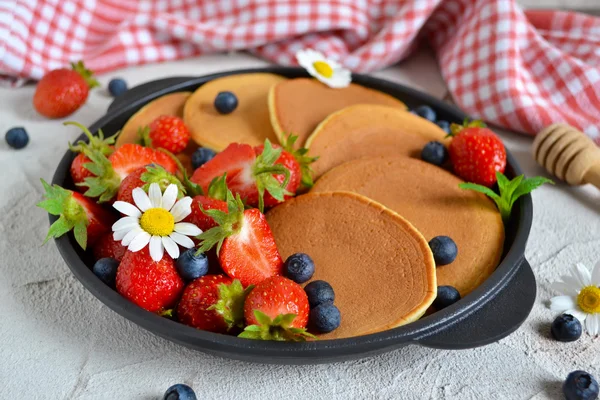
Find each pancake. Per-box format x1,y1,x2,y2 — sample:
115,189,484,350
268,78,407,148
116,92,195,173
306,104,448,180
265,191,437,339
184,73,287,151
312,157,504,296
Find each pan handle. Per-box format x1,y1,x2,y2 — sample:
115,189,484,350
416,258,536,349
107,77,196,114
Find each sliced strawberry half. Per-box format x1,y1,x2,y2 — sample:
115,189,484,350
190,139,291,212
196,190,283,286
37,179,117,250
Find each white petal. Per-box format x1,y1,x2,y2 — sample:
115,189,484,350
162,184,178,211
564,308,588,322
585,313,600,336
174,222,202,236
326,70,351,89
112,217,140,232
296,49,323,67
149,236,164,262
162,236,180,259
148,183,162,208
113,228,130,241
132,188,152,211
551,281,579,296
170,231,195,248
561,274,584,293
128,231,151,252
591,260,600,285
170,197,192,222
113,201,141,218
121,227,143,246
574,263,592,287
549,295,576,312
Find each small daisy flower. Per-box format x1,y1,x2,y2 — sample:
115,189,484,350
296,49,351,89
112,183,201,262
549,261,600,336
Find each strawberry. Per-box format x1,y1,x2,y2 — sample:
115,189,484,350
37,179,116,250
239,276,314,341
448,120,507,187
66,122,116,188
33,61,99,118
116,247,184,313
197,190,283,286
116,164,185,205
190,139,292,212
79,143,178,202
92,231,126,262
148,115,191,154
177,275,253,333
184,173,228,231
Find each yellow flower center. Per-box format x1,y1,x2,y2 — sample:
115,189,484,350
313,61,333,78
139,208,174,237
577,286,600,314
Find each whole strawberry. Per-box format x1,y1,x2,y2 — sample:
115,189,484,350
92,232,126,262
239,276,313,341
149,115,191,154
116,247,184,313
184,173,228,231
33,61,99,118
177,275,252,333
116,164,184,205
448,120,506,187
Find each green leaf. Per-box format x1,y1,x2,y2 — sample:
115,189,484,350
207,173,228,201
195,190,245,254
458,182,500,200
136,126,153,147
237,310,316,342
238,330,263,340
509,176,554,208
251,139,292,212
156,147,204,197
65,121,116,157
281,133,318,189
140,164,186,197
254,310,273,326
448,119,486,137
73,221,88,249
43,215,74,244
207,280,253,330
71,61,100,89
78,149,121,202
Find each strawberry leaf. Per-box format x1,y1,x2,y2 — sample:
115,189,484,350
207,173,228,201
136,126,153,148
196,190,245,254
65,121,116,156
207,280,253,330
157,148,204,197
140,164,185,198
459,172,553,220
238,310,316,342
448,119,486,137
282,133,318,189
37,179,91,249
252,139,291,212
71,61,99,89
78,149,121,203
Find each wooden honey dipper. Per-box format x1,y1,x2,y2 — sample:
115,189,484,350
532,123,600,189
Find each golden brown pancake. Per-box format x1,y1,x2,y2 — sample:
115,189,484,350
184,73,287,151
312,157,504,296
116,92,192,147
266,191,437,339
268,78,407,148
306,104,448,180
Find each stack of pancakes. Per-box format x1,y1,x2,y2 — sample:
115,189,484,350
115,73,504,339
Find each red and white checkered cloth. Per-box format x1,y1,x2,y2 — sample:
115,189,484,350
1,0,599,142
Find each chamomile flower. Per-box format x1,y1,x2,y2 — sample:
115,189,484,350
296,49,351,88
549,261,600,336
112,183,201,262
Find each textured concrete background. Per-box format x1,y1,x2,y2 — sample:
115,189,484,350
1,49,599,399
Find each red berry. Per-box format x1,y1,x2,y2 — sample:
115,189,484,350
185,195,228,232
149,115,191,154
70,152,95,187
254,144,301,207
92,232,126,262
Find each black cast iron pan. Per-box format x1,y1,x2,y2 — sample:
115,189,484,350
49,67,535,364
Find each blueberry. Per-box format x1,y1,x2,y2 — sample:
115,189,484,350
176,249,209,281
436,120,451,134
92,257,119,287
214,91,238,114
563,371,599,400
284,253,315,284
5,127,29,149
412,105,436,122
163,383,197,400
191,147,216,169
310,303,341,333
108,78,127,97
433,285,461,310
428,236,458,266
304,280,335,308
551,314,583,342
421,141,448,166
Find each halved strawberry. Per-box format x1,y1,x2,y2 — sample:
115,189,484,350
190,139,291,212
66,121,116,189
196,190,283,286
116,247,184,313
177,275,252,333
79,143,178,202
238,276,313,341
116,164,185,205
37,179,117,250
